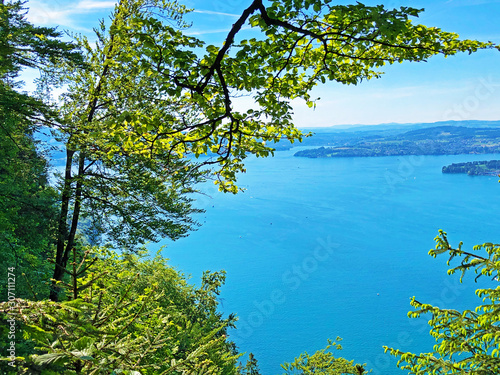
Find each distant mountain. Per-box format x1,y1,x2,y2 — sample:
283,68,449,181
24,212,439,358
293,125,500,158
397,126,500,140
300,120,500,133
271,120,500,151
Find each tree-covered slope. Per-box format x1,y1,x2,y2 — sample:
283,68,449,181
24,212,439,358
295,126,500,158
442,160,500,175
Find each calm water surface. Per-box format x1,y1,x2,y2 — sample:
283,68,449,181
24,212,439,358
156,150,500,374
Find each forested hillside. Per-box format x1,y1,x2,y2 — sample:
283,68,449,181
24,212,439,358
442,160,500,175
295,126,500,158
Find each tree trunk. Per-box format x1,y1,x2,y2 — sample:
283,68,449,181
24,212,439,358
50,148,74,301
59,152,85,285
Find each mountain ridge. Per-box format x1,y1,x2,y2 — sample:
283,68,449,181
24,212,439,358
292,124,500,158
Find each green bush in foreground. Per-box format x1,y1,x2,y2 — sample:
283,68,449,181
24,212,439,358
0,248,240,374
386,231,500,374
281,338,367,374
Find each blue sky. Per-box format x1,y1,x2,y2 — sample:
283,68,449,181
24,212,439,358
23,0,500,127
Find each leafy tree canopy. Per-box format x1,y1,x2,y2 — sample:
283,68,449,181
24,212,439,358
0,106,56,300
0,0,82,119
0,0,81,77
239,353,261,375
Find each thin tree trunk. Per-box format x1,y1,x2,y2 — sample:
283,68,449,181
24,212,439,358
50,148,74,301
50,151,86,301
60,152,85,276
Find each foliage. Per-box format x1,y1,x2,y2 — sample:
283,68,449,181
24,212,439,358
0,0,81,300
385,230,500,374
239,353,261,375
0,0,82,121
48,0,205,299
0,105,56,300
0,0,81,79
281,338,368,374
0,247,240,374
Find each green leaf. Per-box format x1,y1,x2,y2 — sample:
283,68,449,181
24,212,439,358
73,337,95,351
33,353,69,366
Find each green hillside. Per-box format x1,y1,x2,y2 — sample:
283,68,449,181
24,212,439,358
294,126,500,158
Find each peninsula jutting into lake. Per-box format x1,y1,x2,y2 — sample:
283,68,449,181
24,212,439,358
442,160,500,176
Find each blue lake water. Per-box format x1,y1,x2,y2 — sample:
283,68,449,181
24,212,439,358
153,149,500,374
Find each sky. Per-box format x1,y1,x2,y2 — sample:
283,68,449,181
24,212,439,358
22,0,500,127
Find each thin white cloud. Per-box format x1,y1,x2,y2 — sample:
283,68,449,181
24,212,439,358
25,0,116,30
192,9,240,18
186,28,232,36
186,25,253,36
77,0,116,10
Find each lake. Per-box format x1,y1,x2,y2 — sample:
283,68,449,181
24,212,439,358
156,149,500,374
